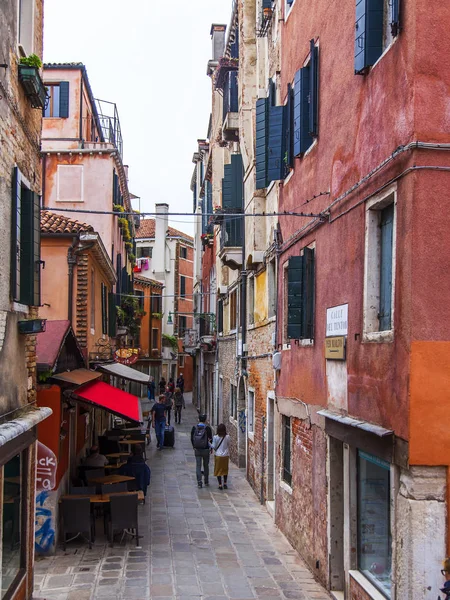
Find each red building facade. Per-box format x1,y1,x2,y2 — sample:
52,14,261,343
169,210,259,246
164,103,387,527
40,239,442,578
273,1,450,598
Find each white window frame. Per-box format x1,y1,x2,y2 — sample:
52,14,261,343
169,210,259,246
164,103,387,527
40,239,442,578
363,184,397,343
17,0,35,57
247,387,255,440
285,0,296,22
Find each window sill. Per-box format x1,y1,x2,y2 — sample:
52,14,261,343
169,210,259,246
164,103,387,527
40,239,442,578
282,343,291,351
248,431,255,442
348,571,388,600
362,330,394,344
280,479,293,495
12,302,29,315
282,169,294,187
296,338,314,347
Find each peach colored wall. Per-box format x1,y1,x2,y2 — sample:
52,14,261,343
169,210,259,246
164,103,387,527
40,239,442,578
86,253,113,355
42,69,82,143
40,238,71,321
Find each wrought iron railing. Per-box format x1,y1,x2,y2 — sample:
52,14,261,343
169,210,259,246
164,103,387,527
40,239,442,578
95,98,123,158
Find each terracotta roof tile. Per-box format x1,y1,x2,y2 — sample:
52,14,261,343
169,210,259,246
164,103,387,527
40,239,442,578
136,219,193,242
41,211,94,234
134,275,164,288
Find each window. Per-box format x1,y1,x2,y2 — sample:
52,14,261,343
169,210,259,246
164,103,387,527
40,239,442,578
282,415,292,486
152,328,159,350
151,295,161,314
229,290,237,331
180,246,187,259
180,276,186,298
43,83,69,118
2,451,26,598
11,167,41,306
355,0,400,74
218,299,224,334
293,41,319,157
248,390,255,434
221,154,244,247
248,277,255,325
268,258,276,318
101,283,108,335
285,0,295,18
357,451,392,597
18,0,34,55
90,269,95,332
230,383,237,420
178,316,187,336
136,290,144,311
285,247,315,341
364,190,396,338
56,165,83,202
137,246,152,259
179,355,185,367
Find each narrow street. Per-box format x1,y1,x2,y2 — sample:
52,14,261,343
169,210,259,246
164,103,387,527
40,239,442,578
34,399,329,600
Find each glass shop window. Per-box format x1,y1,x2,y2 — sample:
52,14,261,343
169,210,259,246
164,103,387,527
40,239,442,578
2,454,23,597
357,450,392,597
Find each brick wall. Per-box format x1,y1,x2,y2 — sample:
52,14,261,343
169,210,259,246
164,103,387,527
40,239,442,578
275,419,329,586
349,576,373,600
217,335,239,465
76,254,89,352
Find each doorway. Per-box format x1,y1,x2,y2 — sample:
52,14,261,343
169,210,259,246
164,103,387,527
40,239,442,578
329,437,345,596
237,376,246,468
267,394,275,503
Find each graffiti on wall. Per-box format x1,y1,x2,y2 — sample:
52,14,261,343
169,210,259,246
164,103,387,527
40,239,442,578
35,442,57,554
239,409,246,434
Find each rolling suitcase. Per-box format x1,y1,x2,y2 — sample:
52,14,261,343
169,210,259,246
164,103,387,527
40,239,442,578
164,425,175,448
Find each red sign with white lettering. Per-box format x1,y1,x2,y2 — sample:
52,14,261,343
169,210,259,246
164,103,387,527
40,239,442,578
36,441,57,491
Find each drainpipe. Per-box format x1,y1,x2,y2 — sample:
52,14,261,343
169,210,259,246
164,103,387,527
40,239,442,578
260,415,266,504
67,239,96,324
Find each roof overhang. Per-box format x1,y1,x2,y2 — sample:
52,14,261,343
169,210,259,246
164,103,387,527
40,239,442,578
0,406,52,448
79,233,117,285
52,369,102,386
96,362,151,384
317,410,393,437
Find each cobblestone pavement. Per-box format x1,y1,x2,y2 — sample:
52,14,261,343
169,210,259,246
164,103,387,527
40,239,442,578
34,398,329,600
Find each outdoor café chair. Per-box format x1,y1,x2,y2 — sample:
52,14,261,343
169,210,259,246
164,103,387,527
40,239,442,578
101,482,128,494
61,497,94,550
107,493,139,547
69,486,96,495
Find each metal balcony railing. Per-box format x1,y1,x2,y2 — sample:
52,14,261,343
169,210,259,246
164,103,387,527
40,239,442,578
95,98,123,158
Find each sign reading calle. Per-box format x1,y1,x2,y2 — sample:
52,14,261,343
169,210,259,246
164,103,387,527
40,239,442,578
325,336,346,360
326,304,348,337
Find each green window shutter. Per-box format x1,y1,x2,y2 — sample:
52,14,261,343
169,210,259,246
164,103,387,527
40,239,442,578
287,256,304,339
285,83,294,171
267,105,286,182
391,0,400,36
308,41,319,137
302,247,315,339
59,82,70,118
11,168,21,301
20,188,41,306
108,292,117,338
355,0,384,73
256,98,269,189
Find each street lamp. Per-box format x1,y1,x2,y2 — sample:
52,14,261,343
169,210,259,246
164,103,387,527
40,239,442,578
166,311,216,327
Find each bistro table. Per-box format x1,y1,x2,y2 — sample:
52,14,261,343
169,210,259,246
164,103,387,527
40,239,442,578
104,462,127,471
61,490,144,503
105,453,130,459
88,474,135,485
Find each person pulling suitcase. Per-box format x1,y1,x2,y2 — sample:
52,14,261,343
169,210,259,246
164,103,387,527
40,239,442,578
191,414,213,488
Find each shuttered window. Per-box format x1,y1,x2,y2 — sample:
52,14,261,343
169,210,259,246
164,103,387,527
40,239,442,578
180,276,186,298
218,299,224,334
379,204,394,331
108,292,117,338
256,98,269,189
221,154,243,247
44,82,69,118
284,84,294,172
286,248,315,340
282,416,292,486
354,0,399,73
11,167,41,306
101,283,108,335
293,41,318,157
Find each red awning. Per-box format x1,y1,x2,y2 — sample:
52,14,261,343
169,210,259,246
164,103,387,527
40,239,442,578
73,381,140,423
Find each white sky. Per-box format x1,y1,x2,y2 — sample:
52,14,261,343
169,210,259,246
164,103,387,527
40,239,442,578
43,0,232,236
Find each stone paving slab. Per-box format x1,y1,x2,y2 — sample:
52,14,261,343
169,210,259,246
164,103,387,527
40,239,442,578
34,398,329,600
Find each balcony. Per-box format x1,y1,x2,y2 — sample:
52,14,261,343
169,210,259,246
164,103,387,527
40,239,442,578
222,71,239,142
219,212,243,270
18,66,46,109
94,98,123,159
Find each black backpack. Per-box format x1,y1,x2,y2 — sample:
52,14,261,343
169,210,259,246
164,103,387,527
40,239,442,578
192,425,208,449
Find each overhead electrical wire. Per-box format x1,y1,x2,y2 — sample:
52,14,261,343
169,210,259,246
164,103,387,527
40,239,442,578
41,207,322,218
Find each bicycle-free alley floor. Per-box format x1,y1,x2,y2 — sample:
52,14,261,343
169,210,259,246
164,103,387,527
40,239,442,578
34,397,330,600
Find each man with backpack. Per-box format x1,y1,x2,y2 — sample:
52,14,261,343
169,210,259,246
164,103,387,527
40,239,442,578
191,414,213,488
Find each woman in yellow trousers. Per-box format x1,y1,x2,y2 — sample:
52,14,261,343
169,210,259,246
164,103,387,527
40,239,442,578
212,423,230,489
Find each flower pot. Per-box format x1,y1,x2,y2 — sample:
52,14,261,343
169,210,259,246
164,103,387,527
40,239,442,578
18,65,46,109
263,7,273,17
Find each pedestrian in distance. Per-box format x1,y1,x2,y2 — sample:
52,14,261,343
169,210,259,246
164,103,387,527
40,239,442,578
159,376,166,395
173,387,185,424
147,376,155,401
167,377,175,394
151,395,167,450
119,444,151,497
176,372,185,394
165,386,174,426
440,558,450,599
191,414,213,488
211,423,230,490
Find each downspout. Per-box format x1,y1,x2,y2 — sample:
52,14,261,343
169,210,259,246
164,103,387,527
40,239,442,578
79,76,84,144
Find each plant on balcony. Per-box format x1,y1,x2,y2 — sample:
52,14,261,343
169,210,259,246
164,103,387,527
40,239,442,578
162,333,178,352
118,217,131,241
152,312,163,319
18,54,46,109
113,204,124,213
201,233,214,247
214,56,239,90
116,296,146,337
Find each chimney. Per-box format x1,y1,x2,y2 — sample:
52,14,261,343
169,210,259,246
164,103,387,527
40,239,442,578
153,203,168,276
210,24,226,61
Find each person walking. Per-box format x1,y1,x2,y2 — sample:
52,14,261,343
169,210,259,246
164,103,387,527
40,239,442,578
440,558,450,599
191,414,212,488
173,387,185,424
147,376,155,401
151,395,167,450
165,386,174,426
176,373,185,393
167,377,175,394
212,424,230,489
159,376,166,395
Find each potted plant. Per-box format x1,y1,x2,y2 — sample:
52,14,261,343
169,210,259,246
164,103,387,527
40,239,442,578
18,54,46,109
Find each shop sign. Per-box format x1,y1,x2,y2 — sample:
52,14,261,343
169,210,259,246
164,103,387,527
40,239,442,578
326,304,348,336
36,442,57,491
115,348,139,365
325,336,346,360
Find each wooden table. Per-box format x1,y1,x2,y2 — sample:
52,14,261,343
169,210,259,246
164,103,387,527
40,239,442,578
105,453,130,459
104,462,126,471
118,440,144,445
61,490,144,503
88,474,135,485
